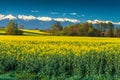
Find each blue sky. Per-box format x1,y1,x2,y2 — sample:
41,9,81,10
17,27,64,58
0,0,120,29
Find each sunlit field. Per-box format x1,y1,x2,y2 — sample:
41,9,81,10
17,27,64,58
0,36,120,79
0,28,49,36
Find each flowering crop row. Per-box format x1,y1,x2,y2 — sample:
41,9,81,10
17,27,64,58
0,36,120,79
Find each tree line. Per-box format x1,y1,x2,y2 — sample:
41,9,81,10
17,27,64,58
49,21,120,37
4,20,120,37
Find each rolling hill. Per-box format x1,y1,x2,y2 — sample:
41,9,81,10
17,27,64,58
0,28,50,36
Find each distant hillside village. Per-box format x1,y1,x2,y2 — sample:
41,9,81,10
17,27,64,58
1,20,120,37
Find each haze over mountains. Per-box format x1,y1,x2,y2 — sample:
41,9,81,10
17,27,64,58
0,13,120,30
0,18,76,30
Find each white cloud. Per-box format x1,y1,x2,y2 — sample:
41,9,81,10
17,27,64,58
87,19,120,25
112,22,120,25
53,18,80,23
87,20,109,24
31,10,39,13
82,14,85,17
77,14,85,17
4,14,17,20
18,15,36,20
0,14,80,23
87,20,92,23
63,13,66,16
70,12,77,15
0,14,16,20
0,14,5,20
18,15,52,21
64,18,80,23
53,18,65,22
37,17,52,21
51,12,59,15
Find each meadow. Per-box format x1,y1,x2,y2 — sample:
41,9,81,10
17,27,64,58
0,28,49,36
0,36,120,79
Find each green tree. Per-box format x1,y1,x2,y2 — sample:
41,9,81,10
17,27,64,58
6,20,23,35
83,22,90,36
55,21,63,31
19,24,24,29
50,21,63,35
106,22,114,37
88,26,98,36
50,24,56,33
78,24,84,36
88,27,94,36
50,21,63,32
113,28,120,37
63,25,77,36
114,28,118,37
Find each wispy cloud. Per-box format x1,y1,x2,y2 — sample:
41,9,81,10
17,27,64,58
70,12,77,15
31,10,39,13
77,14,85,17
18,15,36,20
37,17,52,21
82,14,85,17
0,14,16,20
51,12,59,15
63,13,66,16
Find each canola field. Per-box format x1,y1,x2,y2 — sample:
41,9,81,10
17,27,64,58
0,35,120,79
